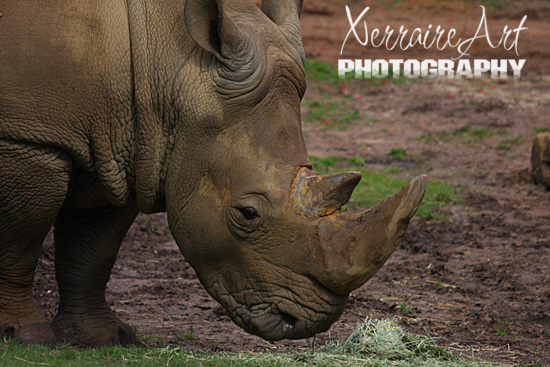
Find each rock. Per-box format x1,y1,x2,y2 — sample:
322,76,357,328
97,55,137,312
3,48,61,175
531,133,550,188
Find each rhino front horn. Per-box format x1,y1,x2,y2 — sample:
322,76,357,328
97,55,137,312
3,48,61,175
316,175,427,295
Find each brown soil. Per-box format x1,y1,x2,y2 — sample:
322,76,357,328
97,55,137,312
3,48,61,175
34,1,550,365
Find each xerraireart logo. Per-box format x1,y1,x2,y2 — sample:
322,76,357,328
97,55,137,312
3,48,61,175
338,5,527,79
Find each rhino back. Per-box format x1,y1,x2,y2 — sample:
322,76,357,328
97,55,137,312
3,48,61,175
0,0,136,204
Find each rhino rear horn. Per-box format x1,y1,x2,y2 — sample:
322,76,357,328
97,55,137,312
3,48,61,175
293,169,361,217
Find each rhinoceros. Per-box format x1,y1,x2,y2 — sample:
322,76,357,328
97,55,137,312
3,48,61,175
0,0,426,346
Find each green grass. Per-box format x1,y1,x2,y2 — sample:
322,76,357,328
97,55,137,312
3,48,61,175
416,131,450,144
417,126,501,145
346,169,461,218
0,319,502,367
302,97,361,130
306,59,410,83
305,59,342,82
399,302,412,316
497,135,524,151
535,127,549,133
456,127,492,143
495,320,512,337
496,327,509,336
389,148,408,160
435,0,514,10
452,125,471,136
310,155,345,169
479,0,514,10
310,156,368,172
310,155,462,219
500,135,524,146
383,166,406,174
347,155,366,166
470,128,493,138
518,361,545,367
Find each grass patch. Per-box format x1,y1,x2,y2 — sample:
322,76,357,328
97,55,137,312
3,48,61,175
310,155,366,171
452,125,471,136
306,59,411,84
497,135,524,151
383,166,406,174
501,134,524,146
495,320,512,337
456,126,492,143
399,302,412,316
470,128,493,138
418,126,498,145
518,361,544,367
436,0,513,10
310,155,345,170
305,59,342,82
310,155,462,219
0,319,500,366
346,169,461,218
347,155,366,166
389,148,408,160
535,127,549,133
416,131,451,144
302,97,361,130
479,0,514,10
318,318,499,366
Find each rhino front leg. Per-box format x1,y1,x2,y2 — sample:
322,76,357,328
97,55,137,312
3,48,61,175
52,204,138,346
0,141,71,344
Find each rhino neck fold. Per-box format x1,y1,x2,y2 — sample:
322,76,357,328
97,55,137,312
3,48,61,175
126,0,185,213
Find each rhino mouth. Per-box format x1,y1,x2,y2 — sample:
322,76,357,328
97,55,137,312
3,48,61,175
242,300,345,341
279,311,297,333
248,309,299,341
265,310,299,340
226,277,348,341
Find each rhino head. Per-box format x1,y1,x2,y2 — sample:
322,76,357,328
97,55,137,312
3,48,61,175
161,0,427,341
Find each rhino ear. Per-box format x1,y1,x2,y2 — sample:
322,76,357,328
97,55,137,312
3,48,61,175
184,0,253,63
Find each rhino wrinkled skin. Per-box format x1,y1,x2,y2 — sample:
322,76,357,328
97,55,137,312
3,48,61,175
0,0,426,346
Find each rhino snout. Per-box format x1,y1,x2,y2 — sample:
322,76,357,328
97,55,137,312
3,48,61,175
211,270,349,341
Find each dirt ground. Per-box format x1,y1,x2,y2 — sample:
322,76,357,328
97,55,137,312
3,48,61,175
34,1,550,365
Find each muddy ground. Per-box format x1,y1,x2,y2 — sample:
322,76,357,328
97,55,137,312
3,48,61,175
35,1,549,365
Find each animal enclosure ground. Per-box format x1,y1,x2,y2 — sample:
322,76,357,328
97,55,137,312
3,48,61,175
34,1,549,365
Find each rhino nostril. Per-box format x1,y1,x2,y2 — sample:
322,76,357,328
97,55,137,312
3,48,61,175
279,312,296,331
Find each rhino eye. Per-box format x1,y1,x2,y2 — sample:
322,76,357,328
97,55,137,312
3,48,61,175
239,207,259,220
228,202,264,237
